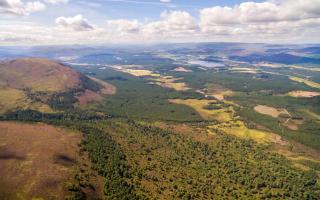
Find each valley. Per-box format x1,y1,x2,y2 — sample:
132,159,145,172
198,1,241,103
2,0,320,198
0,43,320,199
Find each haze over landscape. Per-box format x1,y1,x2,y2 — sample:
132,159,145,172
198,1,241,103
1,0,320,200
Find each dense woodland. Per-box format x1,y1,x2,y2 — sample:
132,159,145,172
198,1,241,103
2,109,320,199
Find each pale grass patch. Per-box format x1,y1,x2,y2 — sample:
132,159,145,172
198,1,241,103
200,84,234,101
303,110,320,121
170,98,283,144
172,67,192,72
230,67,258,74
169,99,232,122
290,76,320,89
121,69,161,77
254,105,288,118
0,87,54,114
150,77,190,91
0,87,26,114
208,120,282,144
287,91,320,98
115,66,190,91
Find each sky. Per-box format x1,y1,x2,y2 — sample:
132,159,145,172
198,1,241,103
0,0,320,45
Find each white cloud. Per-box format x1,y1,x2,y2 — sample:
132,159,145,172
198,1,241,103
0,21,107,45
105,10,198,39
143,10,198,36
107,19,141,34
160,0,171,2
0,0,46,15
56,14,95,31
198,0,320,43
200,0,320,27
45,0,68,4
1,0,320,45
25,1,46,13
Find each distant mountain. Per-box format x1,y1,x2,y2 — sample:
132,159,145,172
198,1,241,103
1,43,319,65
0,58,115,114
229,53,320,64
297,47,320,54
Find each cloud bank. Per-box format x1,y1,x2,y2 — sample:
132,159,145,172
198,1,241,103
0,0,46,15
1,0,320,44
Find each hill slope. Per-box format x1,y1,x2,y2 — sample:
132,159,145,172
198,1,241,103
0,58,115,114
0,58,81,92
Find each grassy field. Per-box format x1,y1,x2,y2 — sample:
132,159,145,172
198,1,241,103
0,86,53,114
169,99,233,122
287,90,320,98
290,76,320,89
117,68,161,77
169,98,282,144
0,87,27,114
114,66,191,91
149,76,190,91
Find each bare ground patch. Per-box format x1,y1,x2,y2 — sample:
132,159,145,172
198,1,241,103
289,76,320,89
76,77,117,106
254,105,288,118
89,76,117,95
172,67,192,72
282,118,304,131
76,89,103,106
287,91,320,98
254,105,304,130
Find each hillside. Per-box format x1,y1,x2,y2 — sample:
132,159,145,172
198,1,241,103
0,58,115,114
0,58,81,92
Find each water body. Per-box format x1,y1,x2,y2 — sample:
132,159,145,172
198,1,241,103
188,60,225,68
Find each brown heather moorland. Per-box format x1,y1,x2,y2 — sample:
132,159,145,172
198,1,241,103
0,121,82,199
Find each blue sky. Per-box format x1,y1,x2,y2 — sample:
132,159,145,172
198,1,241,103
0,0,320,45
30,0,264,24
